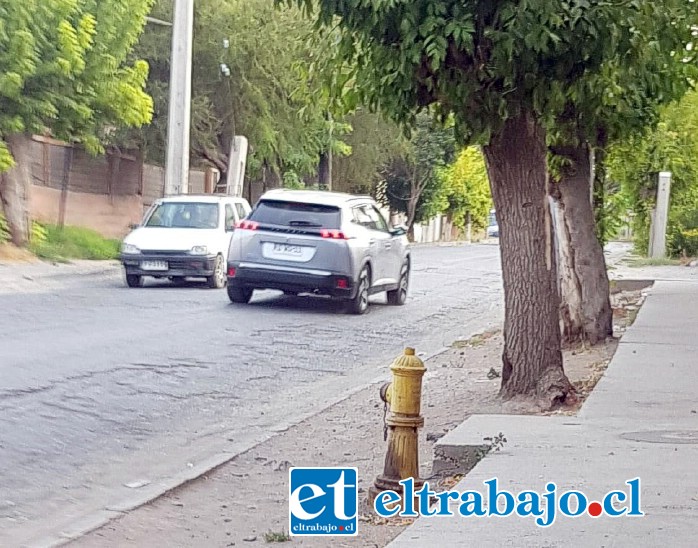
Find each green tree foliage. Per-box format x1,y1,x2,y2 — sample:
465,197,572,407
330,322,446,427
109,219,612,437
545,3,697,246
287,0,674,140
376,112,455,230
0,0,154,165
608,91,698,257
0,0,154,246
127,0,350,183
195,0,325,179
332,109,406,195
440,146,491,231
126,0,450,196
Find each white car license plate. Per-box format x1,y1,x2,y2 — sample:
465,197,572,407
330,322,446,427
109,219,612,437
141,260,168,271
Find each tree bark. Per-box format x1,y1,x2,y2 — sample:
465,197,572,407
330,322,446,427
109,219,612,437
550,185,585,343
406,194,418,229
593,146,607,244
482,111,572,408
318,151,330,189
407,223,415,242
0,133,32,247
553,144,613,345
198,147,228,185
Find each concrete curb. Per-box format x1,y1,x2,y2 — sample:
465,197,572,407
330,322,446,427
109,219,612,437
45,375,394,547
0,261,120,285
410,241,497,248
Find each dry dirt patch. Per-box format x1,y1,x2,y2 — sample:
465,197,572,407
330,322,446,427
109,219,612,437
0,243,36,263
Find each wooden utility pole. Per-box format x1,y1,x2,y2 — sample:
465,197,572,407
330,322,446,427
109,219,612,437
164,0,194,196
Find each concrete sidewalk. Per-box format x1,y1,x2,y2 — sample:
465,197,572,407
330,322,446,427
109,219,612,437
389,279,698,547
0,260,119,293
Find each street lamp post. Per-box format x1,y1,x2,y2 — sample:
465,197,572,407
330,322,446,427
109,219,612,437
163,0,194,196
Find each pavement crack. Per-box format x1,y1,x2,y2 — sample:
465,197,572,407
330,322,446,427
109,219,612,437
129,388,190,401
41,401,121,424
0,385,52,399
245,374,280,382
280,365,344,375
0,361,210,400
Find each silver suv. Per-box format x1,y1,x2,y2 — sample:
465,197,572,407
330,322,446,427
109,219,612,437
225,189,410,314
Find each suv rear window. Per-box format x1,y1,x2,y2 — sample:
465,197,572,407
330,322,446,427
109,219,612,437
249,200,341,229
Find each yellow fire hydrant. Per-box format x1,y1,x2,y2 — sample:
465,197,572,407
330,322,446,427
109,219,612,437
369,347,427,507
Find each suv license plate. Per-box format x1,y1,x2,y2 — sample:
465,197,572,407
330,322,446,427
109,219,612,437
141,260,168,271
272,243,302,256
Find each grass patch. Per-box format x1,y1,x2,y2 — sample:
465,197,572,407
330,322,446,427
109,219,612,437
626,257,682,267
627,307,640,326
30,224,120,262
452,329,499,349
263,529,291,543
0,214,10,244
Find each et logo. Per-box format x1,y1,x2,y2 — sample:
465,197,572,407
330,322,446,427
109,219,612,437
289,467,358,536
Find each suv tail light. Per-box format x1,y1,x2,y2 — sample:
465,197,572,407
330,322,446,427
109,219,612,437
320,229,347,240
236,220,259,230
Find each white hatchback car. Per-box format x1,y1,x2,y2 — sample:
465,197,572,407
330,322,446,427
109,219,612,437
120,195,251,288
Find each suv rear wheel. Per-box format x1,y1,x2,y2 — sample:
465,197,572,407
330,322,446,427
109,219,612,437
227,285,253,304
348,266,370,315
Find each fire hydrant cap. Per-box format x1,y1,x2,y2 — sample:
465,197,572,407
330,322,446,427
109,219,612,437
391,347,426,372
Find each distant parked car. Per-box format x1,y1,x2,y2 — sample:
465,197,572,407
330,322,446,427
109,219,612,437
225,189,410,314
487,209,499,238
120,195,251,289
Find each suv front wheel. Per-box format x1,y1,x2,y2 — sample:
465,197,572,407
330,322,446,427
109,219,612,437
348,266,370,315
387,263,409,306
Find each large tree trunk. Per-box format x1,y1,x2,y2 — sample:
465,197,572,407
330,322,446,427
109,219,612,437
552,144,613,345
405,193,419,242
483,111,572,408
0,133,32,247
318,151,330,188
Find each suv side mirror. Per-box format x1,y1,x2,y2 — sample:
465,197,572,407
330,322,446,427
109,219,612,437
390,225,407,236
128,223,140,230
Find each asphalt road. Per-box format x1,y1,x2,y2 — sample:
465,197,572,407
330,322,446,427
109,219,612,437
0,243,503,546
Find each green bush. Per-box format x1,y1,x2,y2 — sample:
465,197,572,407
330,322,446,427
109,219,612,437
668,209,698,257
282,170,306,189
0,213,47,246
29,224,120,261
607,91,698,258
0,213,9,243
32,221,47,246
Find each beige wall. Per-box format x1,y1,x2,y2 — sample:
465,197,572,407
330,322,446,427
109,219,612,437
23,136,215,239
30,185,143,239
